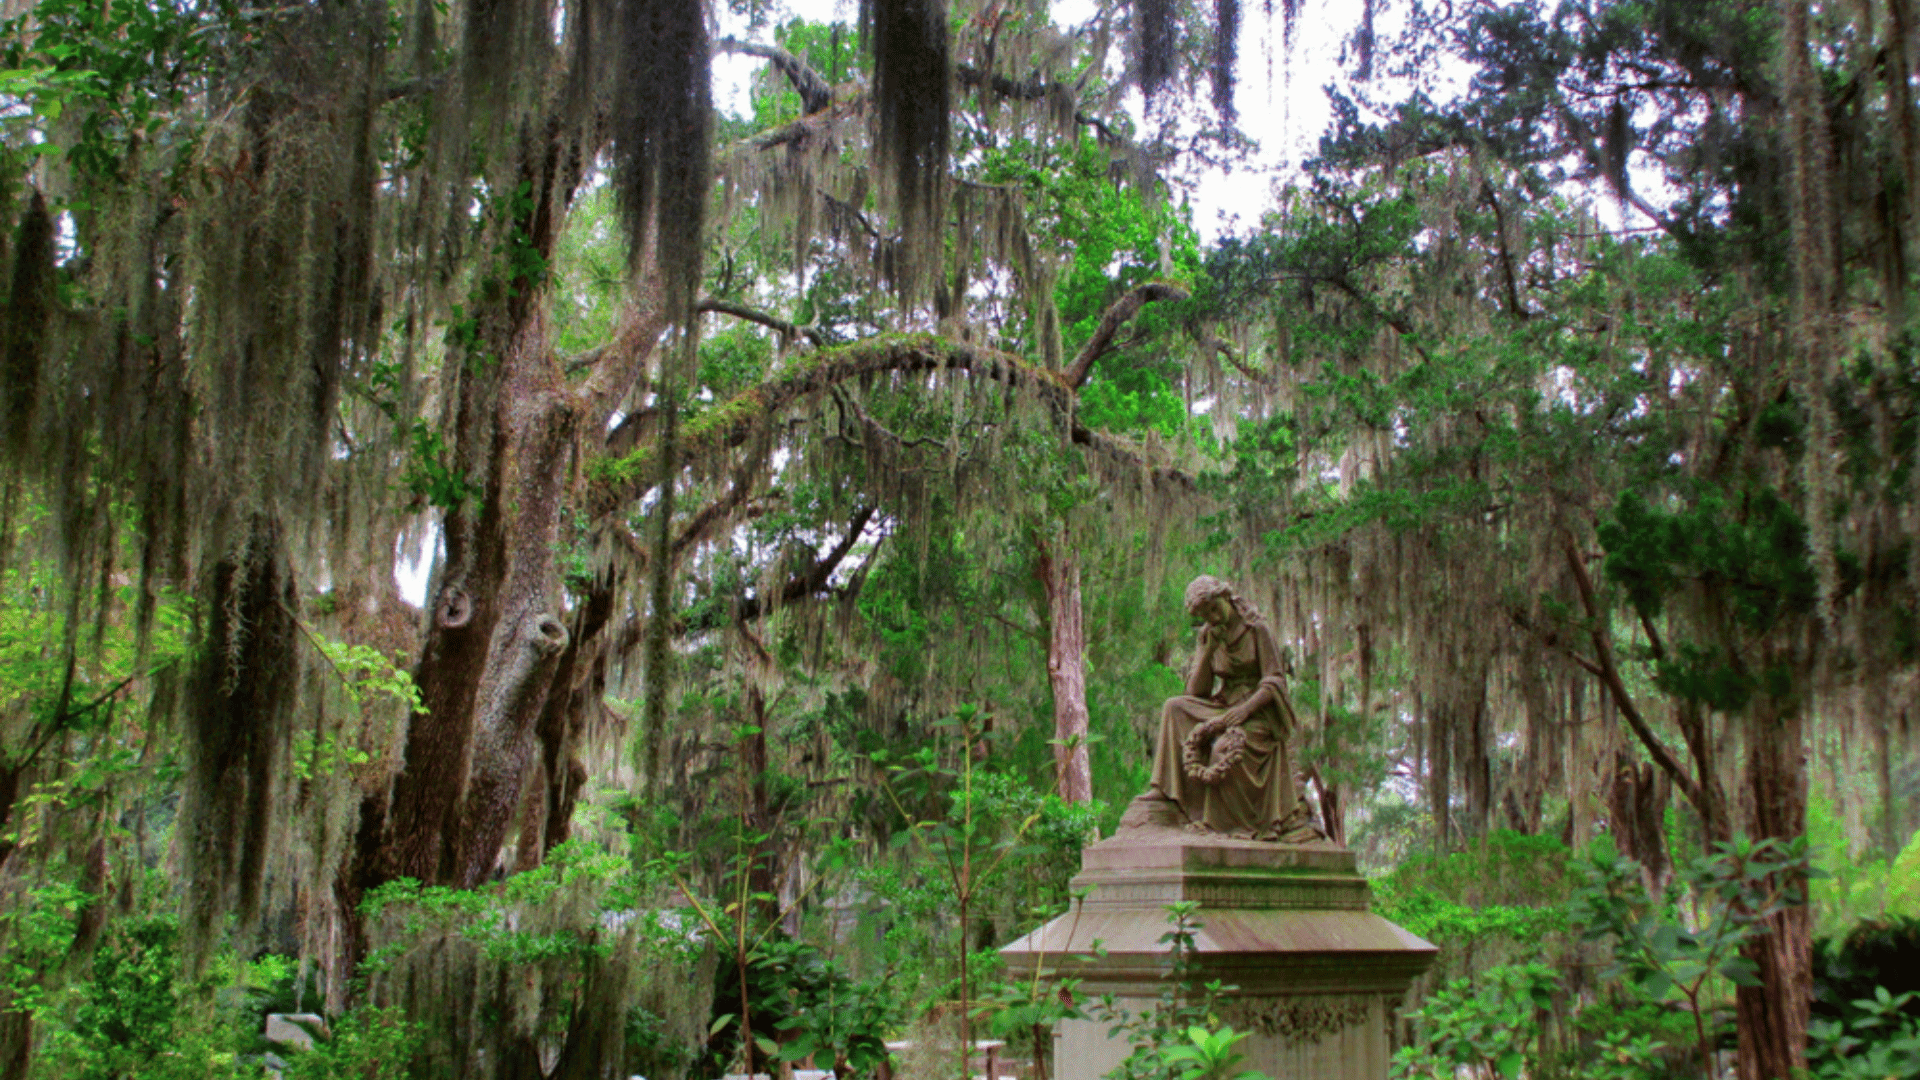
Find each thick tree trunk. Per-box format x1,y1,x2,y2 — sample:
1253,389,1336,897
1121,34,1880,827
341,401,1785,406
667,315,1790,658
0,1009,28,1080
1734,695,1810,1080
1036,538,1091,804
380,298,575,889
0,764,18,873
1314,776,1346,846
336,146,614,981
520,567,620,867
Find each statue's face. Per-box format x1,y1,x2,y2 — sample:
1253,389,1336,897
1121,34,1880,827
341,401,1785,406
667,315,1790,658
1188,595,1233,627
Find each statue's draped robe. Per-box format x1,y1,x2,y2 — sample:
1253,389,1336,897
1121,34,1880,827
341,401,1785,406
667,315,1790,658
1148,619,1307,838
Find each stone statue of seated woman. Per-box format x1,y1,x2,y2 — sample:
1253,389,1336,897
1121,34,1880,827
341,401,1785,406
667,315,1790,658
1118,575,1326,843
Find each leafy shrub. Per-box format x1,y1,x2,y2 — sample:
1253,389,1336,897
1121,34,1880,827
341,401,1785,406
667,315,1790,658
1096,903,1267,1080
281,1007,417,1080
1390,963,1559,1080
1807,987,1920,1080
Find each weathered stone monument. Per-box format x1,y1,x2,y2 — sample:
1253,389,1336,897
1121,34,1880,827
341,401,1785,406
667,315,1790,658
1000,577,1435,1080
999,830,1434,1080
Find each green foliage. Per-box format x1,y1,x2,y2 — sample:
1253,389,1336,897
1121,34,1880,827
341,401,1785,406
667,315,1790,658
0,0,231,180
1600,487,1818,665
1887,831,1920,917
361,840,645,971
309,637,425,715
280,1007,417,1080
1158,1026,1264,1080
0,880,89,1017
400,418,482,511
752,939,897,1076
744,19,863,130
977,135,1201,434
1811,915,1920,1029
1095,903,1267,1080
1,556,191,735
1570,834,1819,1073
1806,802,1919,934
1572,835,1813,1004
1374,883,1569,946
17,907,305,1080
1390,962,1559,1080
1807,987,1920,1080
1372,831,1574,946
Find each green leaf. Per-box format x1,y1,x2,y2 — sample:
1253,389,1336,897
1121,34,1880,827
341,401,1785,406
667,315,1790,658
1718,957,1762,987
1640,971,1672,1000
1496,1050,1524,1079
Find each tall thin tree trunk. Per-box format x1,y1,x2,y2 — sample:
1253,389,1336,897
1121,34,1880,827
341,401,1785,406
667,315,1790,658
1462,672,1492,839
1877,711,1899,860
1037,538,1091,804
1429,700,1452,848
1734,695,1810,1080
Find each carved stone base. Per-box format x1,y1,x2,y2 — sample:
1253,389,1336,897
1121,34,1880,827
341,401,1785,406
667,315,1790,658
999,832,1436,1080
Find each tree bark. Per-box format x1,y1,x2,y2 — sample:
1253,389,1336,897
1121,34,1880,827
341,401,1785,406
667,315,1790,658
1036,537,1092,804
1461,672,1492,839
1606,752,1672,897
1734,694,1811,1080
336,139,671,981
1428,699,1452,848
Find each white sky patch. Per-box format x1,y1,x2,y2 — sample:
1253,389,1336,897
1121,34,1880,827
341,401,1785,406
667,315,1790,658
395,526,439,607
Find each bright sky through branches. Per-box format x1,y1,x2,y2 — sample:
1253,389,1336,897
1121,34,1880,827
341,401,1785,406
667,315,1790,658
711,0,1454,241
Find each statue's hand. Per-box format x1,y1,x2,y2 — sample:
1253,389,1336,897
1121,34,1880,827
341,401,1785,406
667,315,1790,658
1221,703,1252,727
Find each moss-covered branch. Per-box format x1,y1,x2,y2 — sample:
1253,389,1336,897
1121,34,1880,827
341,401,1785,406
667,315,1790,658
586,334,1193,518
718,37,834,115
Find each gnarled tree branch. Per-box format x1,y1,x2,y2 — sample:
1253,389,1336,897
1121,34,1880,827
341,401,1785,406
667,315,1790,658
587,335,1197,517
698,297,828,347
719,37,834,115
1064,281,1189,388
734,505,877,621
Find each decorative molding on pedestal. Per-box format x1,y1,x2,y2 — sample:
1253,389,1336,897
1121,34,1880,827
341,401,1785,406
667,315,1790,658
999,827,1437,1080
1220,994,1372,1046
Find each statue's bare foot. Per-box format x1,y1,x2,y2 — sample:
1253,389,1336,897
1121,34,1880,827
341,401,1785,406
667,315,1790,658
1183,821,1217,835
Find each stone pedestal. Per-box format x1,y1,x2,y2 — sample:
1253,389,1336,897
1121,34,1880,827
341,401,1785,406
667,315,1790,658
999,829,1435,1080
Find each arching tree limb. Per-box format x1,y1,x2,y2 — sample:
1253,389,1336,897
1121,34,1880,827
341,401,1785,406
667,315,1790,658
733,505,877,621
1063,281,1189,388
591,337,1044,513
698,297,828,347
718,37,834,115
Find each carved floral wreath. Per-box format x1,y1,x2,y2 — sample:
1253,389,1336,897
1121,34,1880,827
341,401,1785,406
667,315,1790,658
1182,716,1248,784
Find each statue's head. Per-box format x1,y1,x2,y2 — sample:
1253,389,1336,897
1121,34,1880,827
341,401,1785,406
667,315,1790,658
1184,575,1236,624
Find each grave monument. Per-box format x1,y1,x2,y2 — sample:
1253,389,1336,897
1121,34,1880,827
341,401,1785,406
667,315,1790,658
1000,577,1435,1080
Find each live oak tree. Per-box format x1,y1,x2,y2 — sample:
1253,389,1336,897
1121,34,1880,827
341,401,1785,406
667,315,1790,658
0,0,1264,1073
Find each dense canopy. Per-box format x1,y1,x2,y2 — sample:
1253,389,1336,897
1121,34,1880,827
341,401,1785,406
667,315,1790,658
0,1,1916,1079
